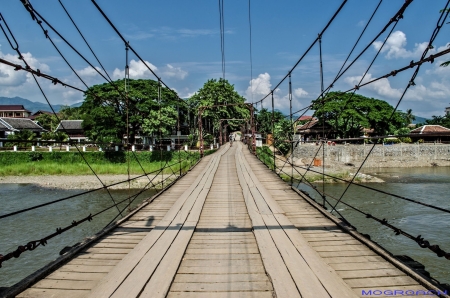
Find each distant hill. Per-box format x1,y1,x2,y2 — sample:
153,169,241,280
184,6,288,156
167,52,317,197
412,116,428,124
0,96,82,113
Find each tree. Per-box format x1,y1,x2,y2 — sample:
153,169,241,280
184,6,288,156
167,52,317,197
255,108,285,136
311,92,404,138
403,109,416,125
81,79,181,143
7,130,36,147
141,105,178,137
188,78,249,137
35,113,59,131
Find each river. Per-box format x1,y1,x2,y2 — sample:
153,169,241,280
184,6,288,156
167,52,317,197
297,166,450,284
0,184,156,288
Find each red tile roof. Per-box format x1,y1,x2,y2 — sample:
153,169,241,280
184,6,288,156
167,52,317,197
0,105,31,112
410,125,450,134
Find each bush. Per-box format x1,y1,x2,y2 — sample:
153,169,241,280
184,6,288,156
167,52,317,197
28,152,43,161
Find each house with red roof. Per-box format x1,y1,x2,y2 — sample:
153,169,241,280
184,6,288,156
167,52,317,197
409,125,450,142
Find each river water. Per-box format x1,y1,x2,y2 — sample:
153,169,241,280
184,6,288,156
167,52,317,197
0,184,156,288
297,166,450,284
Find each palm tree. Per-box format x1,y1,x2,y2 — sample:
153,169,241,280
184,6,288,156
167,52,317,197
405,109,416,125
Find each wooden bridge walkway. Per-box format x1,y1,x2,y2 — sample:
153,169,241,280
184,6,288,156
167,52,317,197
13,142,442,298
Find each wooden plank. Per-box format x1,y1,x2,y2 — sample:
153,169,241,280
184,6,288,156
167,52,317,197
179,258,262,267
170,281,273,292
30,279,97,290
177,265,265,274
331,261,396,271
345,276,419,288
337,268,406,279
323,256,385,264
167,292,273,298
182,253,261,260
46,271,107,281
17,288,89,298
57,265,115,273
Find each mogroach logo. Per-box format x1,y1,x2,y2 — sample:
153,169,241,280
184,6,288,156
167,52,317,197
361,289,448,296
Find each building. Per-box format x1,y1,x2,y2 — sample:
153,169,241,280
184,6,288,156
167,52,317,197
29,110,54,120
409,125,450,142
55,120,86,142
0,117,47,139
295,119,334,142
0,105,31,118
445,107,450,115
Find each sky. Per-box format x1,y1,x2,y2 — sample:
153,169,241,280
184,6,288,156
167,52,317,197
0,0,449,118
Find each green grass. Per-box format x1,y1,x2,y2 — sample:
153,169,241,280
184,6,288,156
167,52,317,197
0,159,196,176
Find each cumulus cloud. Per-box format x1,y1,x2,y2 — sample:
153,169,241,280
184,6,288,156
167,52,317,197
345,72,449,103
345,73,402,98
372,31,430,59
113,59,158,79
294,88,308,98
78,66,102,77
0,50,50,87
112,60,187,81
160,64,188,80
245,73,305,111
246,73,272,99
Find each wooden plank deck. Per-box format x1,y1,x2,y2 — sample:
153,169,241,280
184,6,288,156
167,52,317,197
13,142,444,298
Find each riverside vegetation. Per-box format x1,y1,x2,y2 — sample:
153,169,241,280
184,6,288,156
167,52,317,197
0,150,216,176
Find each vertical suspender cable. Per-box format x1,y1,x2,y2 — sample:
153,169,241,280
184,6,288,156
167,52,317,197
125,42,131,210
288,74,293,185
319,34,326,208
248,0,254,103
271,92,275,171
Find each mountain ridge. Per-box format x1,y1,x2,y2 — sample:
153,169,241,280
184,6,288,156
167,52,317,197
0,96,82,113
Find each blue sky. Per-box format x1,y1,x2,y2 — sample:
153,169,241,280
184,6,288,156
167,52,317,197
0,0,449,117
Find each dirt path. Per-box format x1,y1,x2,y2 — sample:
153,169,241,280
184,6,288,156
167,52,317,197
0,174,165,190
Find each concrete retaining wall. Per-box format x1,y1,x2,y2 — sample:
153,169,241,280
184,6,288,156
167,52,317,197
292,142,450,168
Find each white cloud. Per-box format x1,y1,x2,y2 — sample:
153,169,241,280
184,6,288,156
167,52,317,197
246,73,272,99
124,31,154,40
345,72,449,103
372,31,430,59
112,60,187,81
345,73,402,98
113,59,158,79
78,66,102,77
0,50,50,87
245,73,305,111
294,88,308,98
160,64,188,80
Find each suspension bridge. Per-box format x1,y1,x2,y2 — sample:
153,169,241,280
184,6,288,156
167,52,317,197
1,0,450,297
0,142,443,298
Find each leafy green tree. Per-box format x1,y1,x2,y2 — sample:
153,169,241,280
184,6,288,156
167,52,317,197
142,105,177,137
7,130,36,147
311,92,404,138
35,113,59,131
255,108,285,136
81,79,180,143
188,78,249,137
274,118,294,155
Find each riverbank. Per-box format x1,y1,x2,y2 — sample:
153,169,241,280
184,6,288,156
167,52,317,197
0,174,169,190
292,143,450,168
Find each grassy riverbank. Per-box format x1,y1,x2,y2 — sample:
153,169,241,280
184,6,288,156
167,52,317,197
0,150,214,176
